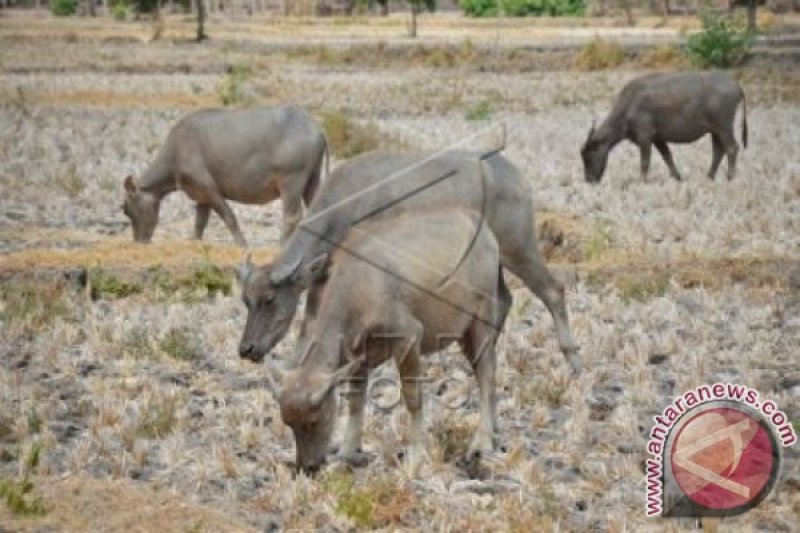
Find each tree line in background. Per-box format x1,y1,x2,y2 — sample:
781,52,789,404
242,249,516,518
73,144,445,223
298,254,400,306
6,0,799,18
0,0,793,51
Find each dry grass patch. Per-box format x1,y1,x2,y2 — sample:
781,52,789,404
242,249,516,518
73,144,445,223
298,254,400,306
0,475,255,532
320,470,418,529
320,110,380,159
0,240,274,273
573,38,627,70
584,255,796,295
0,279,72,336
319,109,409,159
637,44,687,69
537,210,593,263
28,90,218,110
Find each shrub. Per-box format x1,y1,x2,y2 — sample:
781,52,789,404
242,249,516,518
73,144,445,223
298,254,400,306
616,273,671,302
465,100,493,121
0,442,45,517
136,396,179,439
0,282,70,334
321,110,379,159
582,220,613,262
321,471,374,528
89,268,141,300
218,64,254,107
186,262,232,297
158,327,197,362
502,0,585,16
51,0,77,16
460,0,499,17
112,2,129,22
685,12,753,68
573,38,626,70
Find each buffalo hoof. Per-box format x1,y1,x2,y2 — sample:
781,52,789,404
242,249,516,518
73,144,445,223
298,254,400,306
328,445,372,468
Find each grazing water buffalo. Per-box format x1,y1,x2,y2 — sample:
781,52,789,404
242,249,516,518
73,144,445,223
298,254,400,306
260,209,509,473
122,105,328,246
237,150,579,371
581,71,747,183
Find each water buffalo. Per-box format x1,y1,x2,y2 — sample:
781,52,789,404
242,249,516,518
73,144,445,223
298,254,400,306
122,105,327,246
237,150,579,371
581,71,747,183
260,209,509,473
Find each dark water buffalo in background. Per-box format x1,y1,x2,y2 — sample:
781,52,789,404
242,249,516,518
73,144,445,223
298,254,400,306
581,71,747,183
237,150,579,372
123,105,328,246
265,209,508,473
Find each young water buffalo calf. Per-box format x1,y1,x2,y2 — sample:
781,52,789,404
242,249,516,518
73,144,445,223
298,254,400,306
582,71,747,183
122,105,327,246
251,209,510,474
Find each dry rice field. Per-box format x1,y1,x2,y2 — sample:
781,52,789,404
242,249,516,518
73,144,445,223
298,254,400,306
1,12,799,532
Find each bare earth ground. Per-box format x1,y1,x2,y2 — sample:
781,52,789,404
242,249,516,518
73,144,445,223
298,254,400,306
1,13,799,533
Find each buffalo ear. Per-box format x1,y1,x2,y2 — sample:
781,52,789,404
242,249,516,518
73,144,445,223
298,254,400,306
583,120,597,149
269,257,300,286
299,253,329,284
124,175,137,195
235,253,254,286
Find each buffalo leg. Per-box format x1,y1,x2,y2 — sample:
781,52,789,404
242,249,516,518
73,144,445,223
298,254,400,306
194,204,211,240
209,197,247,247
495,270,512,340
719,129,740,181
339,365,368,464
708,134,725,180
279,177,305,243
396,320,426,476
506,249,580,372
463,319,498,458
654,141,682,181
639,142,652,181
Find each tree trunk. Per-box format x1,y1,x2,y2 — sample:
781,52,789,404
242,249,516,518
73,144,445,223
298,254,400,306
747,0,757,32
88,0,96,16
197,0,208,40
381,0,389,15
409,3,417,38
152,1,165,39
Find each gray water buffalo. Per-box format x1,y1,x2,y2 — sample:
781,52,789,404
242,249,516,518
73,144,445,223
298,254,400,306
260,209,508,473
581,71,747,183
237,150,579,371
122,105,328,246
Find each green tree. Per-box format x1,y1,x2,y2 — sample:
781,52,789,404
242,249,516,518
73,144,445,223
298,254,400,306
685,11,753,68
51,0,78,16
460,0,499,17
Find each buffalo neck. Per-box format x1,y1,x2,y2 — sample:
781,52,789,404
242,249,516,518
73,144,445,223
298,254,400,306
298,329,344,375
596,115,626,148
270,209,335,283
301,284,356,373
138,148,176,199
